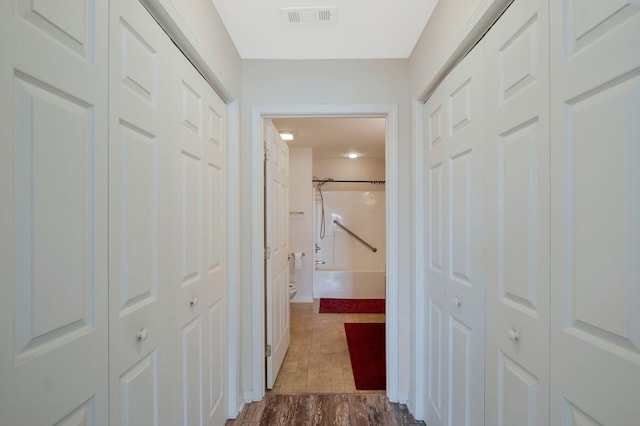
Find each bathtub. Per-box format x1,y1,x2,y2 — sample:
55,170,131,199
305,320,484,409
313,269,385,299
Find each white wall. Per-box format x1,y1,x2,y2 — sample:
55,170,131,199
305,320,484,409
288,148,314,302
145,0,242,99
240,59,413,401
409,0,510,98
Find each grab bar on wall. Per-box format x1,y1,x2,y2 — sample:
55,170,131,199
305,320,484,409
332,219,378,253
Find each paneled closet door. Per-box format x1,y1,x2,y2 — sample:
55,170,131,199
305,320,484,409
424,43,486,426
424,83,448,426
108,0,176,424
0,1,109,425
484,0,551,424
550,2,640,424
173,48,229,426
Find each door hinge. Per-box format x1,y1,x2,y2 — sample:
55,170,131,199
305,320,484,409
264,140,271,161
265,344,272,357
265,246,271,260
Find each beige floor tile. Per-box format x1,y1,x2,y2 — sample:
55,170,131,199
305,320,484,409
267,301,386,395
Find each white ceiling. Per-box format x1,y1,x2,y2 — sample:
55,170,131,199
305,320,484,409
210,0,439,59
272,117,386,159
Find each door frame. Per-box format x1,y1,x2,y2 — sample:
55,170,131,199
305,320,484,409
250,104,399,401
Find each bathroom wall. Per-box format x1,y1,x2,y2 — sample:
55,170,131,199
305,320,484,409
313,158,385,192
288,148,314,302
288,154,386,302
313,157,386,271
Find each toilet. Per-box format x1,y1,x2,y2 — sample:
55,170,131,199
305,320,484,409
288,282,297,300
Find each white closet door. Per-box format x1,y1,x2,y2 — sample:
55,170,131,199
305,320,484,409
108,0,176,424
425,83,448,426
265,120,291,389
0,1,109,425
442,44,486,426
550,2,640,424
484,0,551,425
424,43,486,426
173,48,229,426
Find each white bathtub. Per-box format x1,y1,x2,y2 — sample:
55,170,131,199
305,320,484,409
313,270,385,299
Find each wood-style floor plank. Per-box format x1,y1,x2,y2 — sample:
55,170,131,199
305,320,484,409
331,394,351,426
259,394,297,425
290,394,317,425
226,393,425,426
347,394,372,426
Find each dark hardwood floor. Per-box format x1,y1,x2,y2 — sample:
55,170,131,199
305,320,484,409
226,393,426,426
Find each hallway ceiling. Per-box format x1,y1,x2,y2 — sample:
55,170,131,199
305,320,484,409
272,117,385,159
210,0,439,59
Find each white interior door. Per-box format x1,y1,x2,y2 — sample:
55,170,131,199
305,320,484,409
550,2,640,424
174,44,229,425
0,1,109,424
484,0,551,424
108,0,175,424
265,120,291,389
424,42,486,426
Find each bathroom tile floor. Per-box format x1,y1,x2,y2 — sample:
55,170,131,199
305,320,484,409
268,300,386,394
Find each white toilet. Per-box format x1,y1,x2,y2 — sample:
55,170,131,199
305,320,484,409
288,282,297,300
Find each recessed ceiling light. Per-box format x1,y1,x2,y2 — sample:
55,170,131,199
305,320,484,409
347,153,359,159
280,133,294,141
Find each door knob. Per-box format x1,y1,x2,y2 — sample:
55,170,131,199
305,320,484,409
508,328,519,342
315,260,325,265
454,297,462,307
190,297,198,306
137,328,149,342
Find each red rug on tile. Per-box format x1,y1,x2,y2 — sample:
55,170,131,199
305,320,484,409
319,298,385,314
344,322,386,390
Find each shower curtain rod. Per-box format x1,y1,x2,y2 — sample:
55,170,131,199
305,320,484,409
312,179,385,184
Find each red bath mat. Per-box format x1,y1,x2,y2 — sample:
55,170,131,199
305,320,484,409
319,298,385,314
344,323,386,390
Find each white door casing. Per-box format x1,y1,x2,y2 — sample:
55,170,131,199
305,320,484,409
265,119,291,389
550,1,640,424
0,0,109,424
424,43,486,426
484,0,551,424
250,105,398,402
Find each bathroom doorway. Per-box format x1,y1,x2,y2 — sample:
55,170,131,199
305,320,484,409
250,103,400,401
269,116,387,393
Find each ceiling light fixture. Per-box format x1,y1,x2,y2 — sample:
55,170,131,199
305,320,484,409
347,153,359,159
280,132,294,141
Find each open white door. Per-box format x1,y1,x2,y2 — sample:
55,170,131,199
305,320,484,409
265,120,291,389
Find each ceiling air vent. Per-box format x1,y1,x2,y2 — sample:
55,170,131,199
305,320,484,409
281,6,337,25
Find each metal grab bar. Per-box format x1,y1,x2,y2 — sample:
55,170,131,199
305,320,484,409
332,219,378,253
